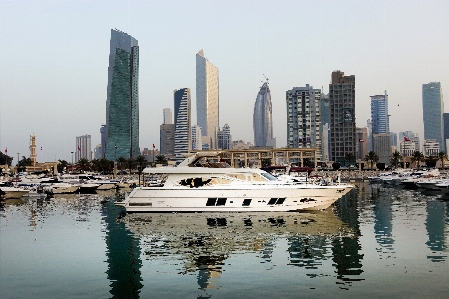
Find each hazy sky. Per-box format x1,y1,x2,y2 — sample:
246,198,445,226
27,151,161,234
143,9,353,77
1,0,448,162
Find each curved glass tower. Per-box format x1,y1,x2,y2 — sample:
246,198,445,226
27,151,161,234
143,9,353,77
106,29,139,160
253,82,275,147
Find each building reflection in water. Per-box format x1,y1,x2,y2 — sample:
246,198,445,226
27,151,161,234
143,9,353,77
331,187,364,290
425,200,447,262
124,204,360,295
102,198,143,298
373,188,395,258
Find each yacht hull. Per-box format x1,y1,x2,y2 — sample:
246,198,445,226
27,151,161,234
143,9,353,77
117,184,353,213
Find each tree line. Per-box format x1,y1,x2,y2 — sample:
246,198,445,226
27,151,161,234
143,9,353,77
0,153,169,174
342,150,448,170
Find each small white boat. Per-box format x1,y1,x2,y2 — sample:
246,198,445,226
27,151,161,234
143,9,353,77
44,183,80,194
0,187,30,199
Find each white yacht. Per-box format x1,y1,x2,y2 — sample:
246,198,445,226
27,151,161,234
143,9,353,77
116,153,354,213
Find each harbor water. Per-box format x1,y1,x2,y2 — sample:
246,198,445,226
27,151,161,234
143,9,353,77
1,182,448,298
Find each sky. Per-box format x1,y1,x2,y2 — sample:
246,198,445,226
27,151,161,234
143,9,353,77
1,0,449,162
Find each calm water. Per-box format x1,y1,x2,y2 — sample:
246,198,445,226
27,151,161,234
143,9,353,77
1,183,448,299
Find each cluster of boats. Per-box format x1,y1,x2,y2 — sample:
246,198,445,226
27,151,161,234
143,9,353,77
368,168,449,192
116,152,354,213
2,152,355,212
0,174,137,200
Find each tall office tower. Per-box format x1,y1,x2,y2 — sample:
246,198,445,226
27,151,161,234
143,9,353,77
329,70,356,164
286,84,321,160
160,124,175,156
217,124,232,150
76,134,92,162
100,124,107,159
356,127,369,161
196,49,219,149
191,125,203,150
254,81,275,147
422,82,443,151
390,132,397,147
174,88,191,162
371,91,390,157
94,144,102,159
163,108,173,125
373,133,391,164
319,93,330,161
443,113,449,152
105,29,139,160
320,93,330,125
322,123,330,162
367,119,373,151
371,91,390,135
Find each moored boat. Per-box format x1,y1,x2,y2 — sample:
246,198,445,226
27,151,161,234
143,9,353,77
0,186,30,199
116,152,354,213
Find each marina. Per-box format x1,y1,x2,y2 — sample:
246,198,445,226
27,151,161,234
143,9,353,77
1,181,448,298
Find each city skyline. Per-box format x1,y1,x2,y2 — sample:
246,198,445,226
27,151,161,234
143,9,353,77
1,1,448,162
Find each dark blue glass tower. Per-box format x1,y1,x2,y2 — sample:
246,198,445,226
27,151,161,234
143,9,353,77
106,29,139,160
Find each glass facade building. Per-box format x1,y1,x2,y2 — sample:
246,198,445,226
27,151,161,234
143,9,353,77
370,91,389,135
196,50,219,149
422,82,443,151
174,88,191,162
254,82,275,147
106,29,139,160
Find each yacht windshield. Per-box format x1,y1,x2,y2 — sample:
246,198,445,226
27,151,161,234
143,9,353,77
260,172,278,181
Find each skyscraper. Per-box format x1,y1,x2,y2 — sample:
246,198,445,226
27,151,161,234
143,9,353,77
76,135,92,162
100,124,107,159
254,81,275,147
163,108,173,125
191,125,203,150
160,108,175,157
443,113,449,152
370,91,390,135
370,91,390,159
196,50,219,149
329,70,356,164
286,85,321,160
217,124,232,150
422,82,443,151
174,88,191,162
105,29,139,160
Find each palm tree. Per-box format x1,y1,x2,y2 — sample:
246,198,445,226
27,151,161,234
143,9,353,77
438,151,447,169
127,158,136,173
155,155,168,165
345,153,355,170
117,157,127,173
135,155,147,172
76,158,91,172
364,151,379,170
57,159,68,173
411,151,424,169
95,158,111,174
390,150,402,169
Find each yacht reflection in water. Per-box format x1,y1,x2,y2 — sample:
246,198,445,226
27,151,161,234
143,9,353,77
121,203,362,293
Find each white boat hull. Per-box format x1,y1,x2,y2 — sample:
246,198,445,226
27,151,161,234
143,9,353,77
117,184,353,212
